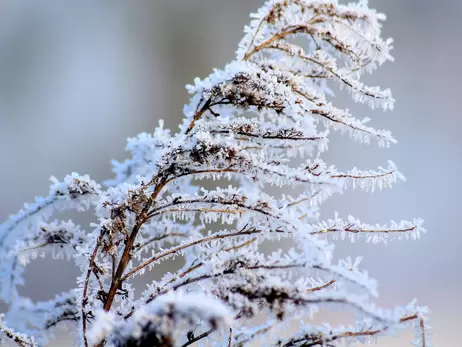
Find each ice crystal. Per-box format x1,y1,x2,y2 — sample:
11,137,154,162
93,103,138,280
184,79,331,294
0,1,430,346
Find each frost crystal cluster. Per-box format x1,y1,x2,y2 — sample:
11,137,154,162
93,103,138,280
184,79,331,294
0,1,430,346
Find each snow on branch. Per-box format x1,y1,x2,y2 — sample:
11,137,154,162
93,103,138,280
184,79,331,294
89,292,233,347
304,159,405,192
0,174,100,303
0,1,429,347
0,314,37,347
273,308,429,347
0,174,99,250
312,214,425,244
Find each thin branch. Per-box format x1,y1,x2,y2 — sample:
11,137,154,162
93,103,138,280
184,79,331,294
305,280,336,293
281,313,426,347
311,224,417,235
81,237,103,347
181,328,215,347
228,328,233,347
120,228,262,282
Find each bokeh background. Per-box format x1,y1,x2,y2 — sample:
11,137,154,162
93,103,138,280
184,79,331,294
0,0,460,346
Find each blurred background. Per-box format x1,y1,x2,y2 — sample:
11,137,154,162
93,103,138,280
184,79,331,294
0,0,460,345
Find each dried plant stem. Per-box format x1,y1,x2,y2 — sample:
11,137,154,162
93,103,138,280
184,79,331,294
81,237,103,347
121,228,262,282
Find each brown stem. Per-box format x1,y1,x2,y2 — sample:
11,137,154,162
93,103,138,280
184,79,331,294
120,228,262,282
81,236,103,347
103,181,166,313
102,220,143,312
228,328,233,347
243,24,318,61
181,328,215,347
185,98,212,134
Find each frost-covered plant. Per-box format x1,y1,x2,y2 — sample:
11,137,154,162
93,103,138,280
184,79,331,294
0,1,430,346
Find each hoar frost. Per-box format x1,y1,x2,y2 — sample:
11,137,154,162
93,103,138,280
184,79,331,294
0,1,430,347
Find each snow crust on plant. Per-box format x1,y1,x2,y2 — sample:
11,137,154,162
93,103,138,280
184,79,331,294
89,291,233,346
